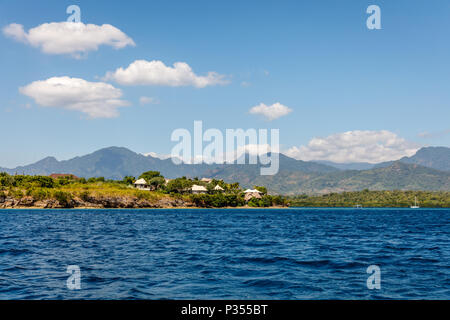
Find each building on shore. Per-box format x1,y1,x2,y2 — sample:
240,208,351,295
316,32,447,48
244,189,262,201
213,185,224,192
200,178,213,183
191,184,208,194
134,178,150,190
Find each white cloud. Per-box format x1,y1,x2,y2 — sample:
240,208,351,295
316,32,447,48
104,60,229,87
143,152,173,160
146,144,273,164
139,96,159,105
3,22,134,57
19,76,129,118
284,130,420,163
249,102,292,121
231,144,272,159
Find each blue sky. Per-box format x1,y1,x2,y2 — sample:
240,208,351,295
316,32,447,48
1,0,449,167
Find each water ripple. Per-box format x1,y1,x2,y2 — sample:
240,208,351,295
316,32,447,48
0,208,448,299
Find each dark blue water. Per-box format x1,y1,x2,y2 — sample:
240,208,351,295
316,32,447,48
0,208,448,299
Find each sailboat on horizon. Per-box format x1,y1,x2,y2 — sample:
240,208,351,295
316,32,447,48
410,196,420,209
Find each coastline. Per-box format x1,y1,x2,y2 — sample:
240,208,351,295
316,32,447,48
2,205,449,210
0,204,289,210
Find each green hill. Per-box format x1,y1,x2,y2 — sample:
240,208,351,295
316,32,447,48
1,147,449,195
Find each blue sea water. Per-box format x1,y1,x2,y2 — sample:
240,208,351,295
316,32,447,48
0,208,448,300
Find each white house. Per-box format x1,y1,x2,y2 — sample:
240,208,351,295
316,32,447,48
134,178,150,190
214,185,224,192
200,178,213,183
191,184,208,194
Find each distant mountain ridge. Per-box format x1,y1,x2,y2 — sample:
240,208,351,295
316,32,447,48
313,147,450,172
374,147,450,172
0,147,338,179
1,146,449,194
313,160,375,171
0,147,212,180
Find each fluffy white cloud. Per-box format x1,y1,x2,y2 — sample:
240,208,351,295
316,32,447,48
3,22,134,57
104,60,228,87
19,77,129,118
249,102,292,121
284,130,419,163
139,96,159,105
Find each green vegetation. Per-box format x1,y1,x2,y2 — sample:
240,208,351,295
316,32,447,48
0,172,169,208
1,171,448,208
210,158,450,195
289,190,450,208
4,146,449,195
139,171,163,182
254,186,268,195
0,172,285,208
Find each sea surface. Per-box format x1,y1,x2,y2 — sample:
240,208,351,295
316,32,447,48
0,208,448,299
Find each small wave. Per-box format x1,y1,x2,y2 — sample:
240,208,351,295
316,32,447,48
243,278,289,288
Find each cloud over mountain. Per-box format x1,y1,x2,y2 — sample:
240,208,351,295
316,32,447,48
285,130,419,163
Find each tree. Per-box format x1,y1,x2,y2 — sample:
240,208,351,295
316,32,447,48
227,182,241,193
122,176,135,185
149,176,165,190
139,171,163,182
254,186,267,195
166,177,192,193
0,174,15,187
30,176,55,188
78,177,87,184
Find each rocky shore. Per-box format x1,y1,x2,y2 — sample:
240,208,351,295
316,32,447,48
0,194,191,209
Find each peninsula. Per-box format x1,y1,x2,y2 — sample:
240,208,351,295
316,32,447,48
0,171,287,209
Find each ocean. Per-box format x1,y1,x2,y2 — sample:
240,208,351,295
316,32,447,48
0,208,448,299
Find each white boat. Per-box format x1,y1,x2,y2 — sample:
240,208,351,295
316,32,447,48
410,196,420,209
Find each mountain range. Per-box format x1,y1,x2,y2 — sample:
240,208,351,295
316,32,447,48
1,146,449,195
313,147,450,172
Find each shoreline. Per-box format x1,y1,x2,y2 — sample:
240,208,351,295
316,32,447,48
1,205,449,210
0,205,289,210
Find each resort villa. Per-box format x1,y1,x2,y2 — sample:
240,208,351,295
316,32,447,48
243,189,262,201
191,185,208,194
132,176,261,201
134,178,151,190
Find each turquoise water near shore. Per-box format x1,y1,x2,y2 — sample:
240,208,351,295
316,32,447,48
0,208,448,299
